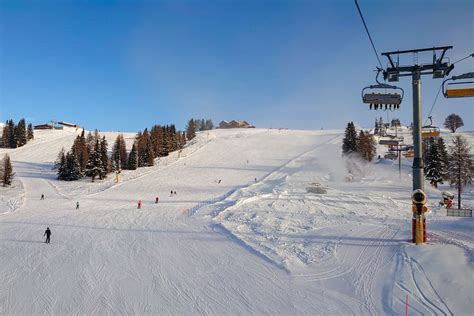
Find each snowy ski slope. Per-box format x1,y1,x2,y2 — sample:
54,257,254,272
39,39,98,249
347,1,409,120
0,127,472,315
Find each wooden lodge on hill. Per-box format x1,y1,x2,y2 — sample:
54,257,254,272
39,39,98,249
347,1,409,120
34,120,79,130
34,121,80,129
218,120,255,129
34,123,53,130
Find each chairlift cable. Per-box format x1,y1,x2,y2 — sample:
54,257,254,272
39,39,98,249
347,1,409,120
424,82,443,125
354,0,384,69
452,53,474,65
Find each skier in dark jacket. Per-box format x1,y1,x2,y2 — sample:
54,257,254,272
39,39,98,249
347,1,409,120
44,227,51,244
41,194,44,200
76,201,80,210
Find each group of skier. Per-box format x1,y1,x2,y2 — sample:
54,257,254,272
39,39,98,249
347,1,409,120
40,175,259,243
137,194,166,209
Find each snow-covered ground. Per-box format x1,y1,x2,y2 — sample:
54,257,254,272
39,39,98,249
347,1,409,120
0,127,472,315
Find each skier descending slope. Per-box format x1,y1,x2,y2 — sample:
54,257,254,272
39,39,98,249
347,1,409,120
137,200,142,209
44,227,51,244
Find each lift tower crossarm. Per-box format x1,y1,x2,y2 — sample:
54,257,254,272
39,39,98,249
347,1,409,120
381,46,453,56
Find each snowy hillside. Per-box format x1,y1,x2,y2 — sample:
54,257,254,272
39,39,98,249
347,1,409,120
0,127,472,315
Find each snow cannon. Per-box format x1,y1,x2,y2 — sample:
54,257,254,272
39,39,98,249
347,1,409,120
411,189,427,244
412,189,427,207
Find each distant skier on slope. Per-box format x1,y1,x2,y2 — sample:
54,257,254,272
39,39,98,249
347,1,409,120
76,201,80,210
44,227,51,244
41,194,44,200
155,196,159,204
137,200,142,209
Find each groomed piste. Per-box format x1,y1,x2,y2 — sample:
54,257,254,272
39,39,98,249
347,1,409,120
0,127,472,315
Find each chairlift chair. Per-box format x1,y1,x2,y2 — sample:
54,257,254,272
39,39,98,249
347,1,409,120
421,116,440,137
362,83,404,111
443,72,474,98
421,127,440,138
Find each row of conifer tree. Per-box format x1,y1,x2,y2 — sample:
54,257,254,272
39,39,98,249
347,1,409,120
1,119,34,148
56,123,191,182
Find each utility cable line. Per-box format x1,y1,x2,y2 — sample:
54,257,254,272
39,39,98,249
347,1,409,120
354,0,384,69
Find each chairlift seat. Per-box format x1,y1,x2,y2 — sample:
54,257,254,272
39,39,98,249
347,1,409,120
443,72,474,99
361,83,404,108
445,87,474,98
363,93,402,105
421,126,440,137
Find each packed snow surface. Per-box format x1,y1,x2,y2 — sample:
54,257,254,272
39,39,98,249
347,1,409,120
0,127,472,315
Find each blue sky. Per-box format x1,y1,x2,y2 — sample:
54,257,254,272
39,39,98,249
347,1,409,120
1,0,473,132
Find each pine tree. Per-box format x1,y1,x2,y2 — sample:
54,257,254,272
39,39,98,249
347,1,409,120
72,130,89,173
141,133,155,167
54,148,66,170
27,123,34,140
447,135,473,209
1,121,10,147
86,131,95,153
422,137,435,165
15,118,27,147
162,127,170,156
85,139,104,182
127,142,138,170
358,130,376,162
179,131,187,149
186,118,196,140
118,134,127,167
424,140,444,188
58,151,82,181
57,150,67,179
7,120,16,148
99,136,109,178
437,137,449,180
66,151,82,180
2,154,14,186
111,135,121,170
169,124,178,151
112,134,128,170
205,119,214,130
342,122,358,155
135,131,144,167
199,119,206,131
165,125,175,153
151,126,164,158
